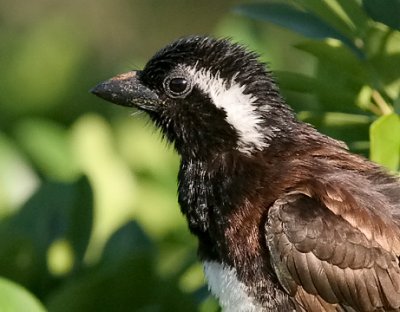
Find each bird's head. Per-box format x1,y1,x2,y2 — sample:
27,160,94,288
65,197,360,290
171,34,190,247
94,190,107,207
92,36,298,159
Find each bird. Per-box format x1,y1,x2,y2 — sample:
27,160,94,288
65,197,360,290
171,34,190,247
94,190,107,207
91,36,400,311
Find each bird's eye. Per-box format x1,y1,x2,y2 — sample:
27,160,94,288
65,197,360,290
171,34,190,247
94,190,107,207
163,76,192,98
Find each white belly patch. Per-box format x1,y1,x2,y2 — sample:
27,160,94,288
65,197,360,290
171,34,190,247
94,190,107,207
203,261,264,312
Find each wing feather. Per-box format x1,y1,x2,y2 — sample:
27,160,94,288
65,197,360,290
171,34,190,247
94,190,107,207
266,191,400,311
306,252,338,303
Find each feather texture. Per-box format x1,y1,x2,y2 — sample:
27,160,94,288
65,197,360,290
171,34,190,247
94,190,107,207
92,36,400,311
267,191,400,311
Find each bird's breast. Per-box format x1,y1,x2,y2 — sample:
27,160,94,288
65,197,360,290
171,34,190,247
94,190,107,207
203,261,265,312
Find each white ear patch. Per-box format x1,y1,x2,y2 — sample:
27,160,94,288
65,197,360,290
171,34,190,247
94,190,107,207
203,261,264,312
185,66,269,154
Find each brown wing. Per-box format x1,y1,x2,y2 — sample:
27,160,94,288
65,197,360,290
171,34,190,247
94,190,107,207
266,191,400,311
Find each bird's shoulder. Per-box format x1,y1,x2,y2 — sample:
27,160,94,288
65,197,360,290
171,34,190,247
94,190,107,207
266,169,400,311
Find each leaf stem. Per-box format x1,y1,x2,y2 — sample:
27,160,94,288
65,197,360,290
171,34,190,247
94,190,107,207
372,90,393,115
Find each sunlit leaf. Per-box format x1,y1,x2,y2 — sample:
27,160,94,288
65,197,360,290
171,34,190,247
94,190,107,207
356,85,373,111
114,116,179,189
179,263,204,292
370,113,400,171
0,132,39,214
0,277,46,312
47,239,74,276
70,114,138,261
199,295,220,312
14,118,80,182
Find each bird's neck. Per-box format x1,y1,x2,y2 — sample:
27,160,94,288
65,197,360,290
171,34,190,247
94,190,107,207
177,149,289,306
177,151,272,255
177,128,345,258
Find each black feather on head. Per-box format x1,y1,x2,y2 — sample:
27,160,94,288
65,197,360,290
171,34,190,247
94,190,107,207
93,36,300,159
136,36,298,158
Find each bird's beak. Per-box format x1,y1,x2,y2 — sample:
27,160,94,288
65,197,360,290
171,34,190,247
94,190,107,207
90,71,159,110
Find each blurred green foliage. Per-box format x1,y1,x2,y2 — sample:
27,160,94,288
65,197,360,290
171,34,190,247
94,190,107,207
0,277,46,312
0,0,399,311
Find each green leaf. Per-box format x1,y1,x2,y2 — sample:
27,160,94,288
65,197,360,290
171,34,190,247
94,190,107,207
363,0,400,30
395,97,400,114
0,178,93,283
70,114,139,261
0,227,39,286
299,111,372,149
235,2,334,39
296,40,368,112
274,71,316,93
100,221,154,267
296,40,366,81
370,52,400,101
275,70,362,100
335,0,369,32
10,181,77,253
356,85,373,111
235,2,358,53
0,18,86,118
295,0,359,38
14,118,80,182
0,132,39,214
0,277,46,312
46,254,197,312
66,177,93,267
370,113,400,171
